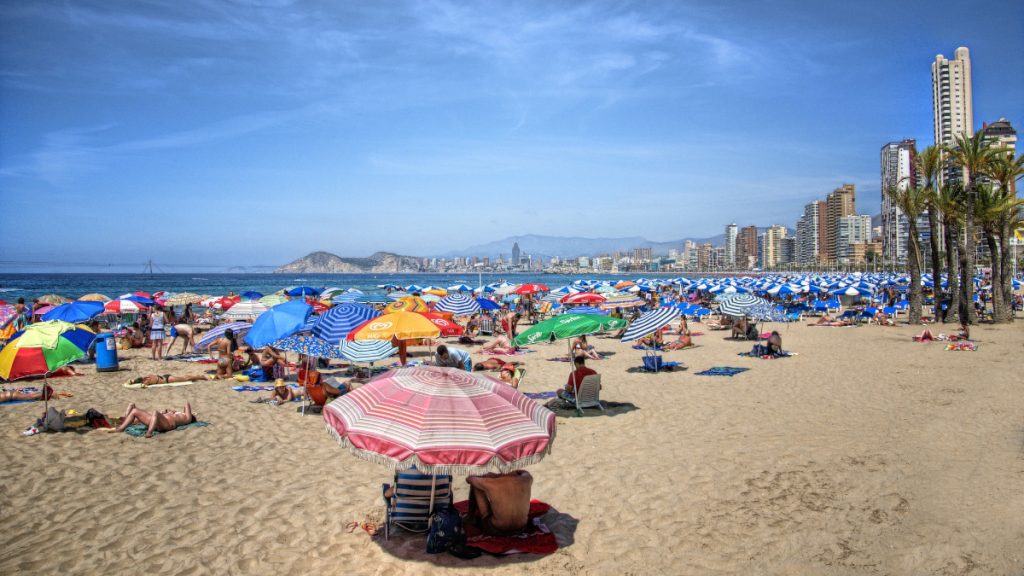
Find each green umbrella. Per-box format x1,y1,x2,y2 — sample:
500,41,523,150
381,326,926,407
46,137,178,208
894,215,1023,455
512,314,627,346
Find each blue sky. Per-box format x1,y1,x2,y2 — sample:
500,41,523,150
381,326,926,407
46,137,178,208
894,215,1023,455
1,0,1022,271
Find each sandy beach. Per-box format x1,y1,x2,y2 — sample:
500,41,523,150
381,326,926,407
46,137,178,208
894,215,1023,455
2,319,1022,575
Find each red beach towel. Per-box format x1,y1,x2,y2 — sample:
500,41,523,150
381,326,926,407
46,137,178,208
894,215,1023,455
453,500,558,555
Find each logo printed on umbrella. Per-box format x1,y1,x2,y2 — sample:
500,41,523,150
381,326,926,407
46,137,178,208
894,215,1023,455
368,321,393,331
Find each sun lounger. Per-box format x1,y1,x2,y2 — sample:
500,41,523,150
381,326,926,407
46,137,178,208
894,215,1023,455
382,470,453,540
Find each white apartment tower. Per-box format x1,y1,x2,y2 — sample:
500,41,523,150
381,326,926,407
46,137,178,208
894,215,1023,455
932,47,973,185
881,140,916,263
724,223,738,268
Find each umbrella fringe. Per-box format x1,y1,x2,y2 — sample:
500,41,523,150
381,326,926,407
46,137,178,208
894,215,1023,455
323,421,556,477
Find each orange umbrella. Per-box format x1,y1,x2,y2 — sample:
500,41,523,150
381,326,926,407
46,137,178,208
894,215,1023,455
384,296,429,314
346,311,440,341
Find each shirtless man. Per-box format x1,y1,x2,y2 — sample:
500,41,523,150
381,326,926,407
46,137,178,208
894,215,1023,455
259,346,285,381
466,470,533,536
115,402,196,438
165,322,195,356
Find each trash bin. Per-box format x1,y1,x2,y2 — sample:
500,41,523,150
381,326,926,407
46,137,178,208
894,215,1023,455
95,333,119,372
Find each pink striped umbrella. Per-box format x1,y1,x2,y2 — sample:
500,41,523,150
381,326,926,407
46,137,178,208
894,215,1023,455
560,291,607,305
104,299,148,314
324,366,556,475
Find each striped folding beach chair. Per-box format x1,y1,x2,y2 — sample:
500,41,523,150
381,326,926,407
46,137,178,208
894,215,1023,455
382,470,453,540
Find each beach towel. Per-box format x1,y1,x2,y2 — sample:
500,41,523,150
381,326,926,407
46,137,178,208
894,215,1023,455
232,384,302,392
122,421,210,437
738,351,796,359
123,379,207,390
695,367,749,377
523,391,557,400
164,354,217,363
945,342,977,351
452,500,558,555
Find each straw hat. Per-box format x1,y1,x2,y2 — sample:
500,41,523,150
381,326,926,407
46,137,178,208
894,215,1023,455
274,378,286,388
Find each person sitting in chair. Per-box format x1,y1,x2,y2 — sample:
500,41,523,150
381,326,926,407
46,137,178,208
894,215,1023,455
466,470,533,536
298,359,343,406
559,356,596,401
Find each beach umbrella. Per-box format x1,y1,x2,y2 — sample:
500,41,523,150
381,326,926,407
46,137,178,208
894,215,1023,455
339,339,398,364
323,365,556,476
286,286,322,298
77,293,112,303
384,295,429,314
600,294,645,309
239,290,264,301
718,294,770,318
435,294,481,316
333,293,391,304
259,294,289,307
620,307,680,342
244,300,312,348
36,294,70,306
104,299,148,314
421,294,442,303
41,301,104,323
594,285,619,294
564,305,608,315
514,283,549,295
164,292,204,306
312,303,380,345
0,321,96,381
512,314,627,346
420,312,464,337
193,322,252,352
0,305,16,329
493,285,519,296
320,287,347,300
423,288,448,297
221,300,269,321
346,311,440,341
475,298,501,311
271,334,344,359
447,284,473,292
560,292,607,305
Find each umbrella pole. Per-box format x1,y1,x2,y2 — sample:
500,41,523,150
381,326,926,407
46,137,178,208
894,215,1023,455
428,473,437,516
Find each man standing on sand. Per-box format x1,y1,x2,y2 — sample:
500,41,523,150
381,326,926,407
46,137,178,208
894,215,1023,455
466,470,533,536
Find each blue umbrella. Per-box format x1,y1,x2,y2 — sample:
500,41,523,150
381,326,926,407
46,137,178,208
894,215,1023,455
435,294,481,316
240,291,264,300
333,293,391,304
122,294,155,305
447,284,473,292
244,300,312,348
339,339,398,363
286,286,322,297
42,301,104,323
565,306,608,315
312,303,380,345
620,307,679,342
272,334,344,359
475,298,501,311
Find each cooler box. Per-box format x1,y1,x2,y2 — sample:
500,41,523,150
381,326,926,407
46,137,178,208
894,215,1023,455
95,333,119,372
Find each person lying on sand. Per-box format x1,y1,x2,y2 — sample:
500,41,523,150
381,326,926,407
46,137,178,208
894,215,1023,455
115,402,195,438
466,470,533,536
870,310,895,326
638,330,664,349
474,358,522,371
913,328,935,341
663,332,694,350
810,315,851,327
0,385,59,403
129,373,220,386
264,379,300,404
480,335,516,355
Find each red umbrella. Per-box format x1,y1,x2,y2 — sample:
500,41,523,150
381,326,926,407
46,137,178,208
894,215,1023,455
419,312,464,337
311,301,330,314
560,292,607,305
514,283,549,295
133,291,152,299
104,300,148,314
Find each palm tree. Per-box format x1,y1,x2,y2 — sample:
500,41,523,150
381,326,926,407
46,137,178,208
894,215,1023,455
915,145,944,318
934,183,964,322
975,184,1006,319
946,130,996,324
886,184,929,324
983,149,1024,321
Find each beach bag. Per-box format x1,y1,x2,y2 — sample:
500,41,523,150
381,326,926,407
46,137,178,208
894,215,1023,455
751,344,769,356
426,504,465,554
642,355,664,371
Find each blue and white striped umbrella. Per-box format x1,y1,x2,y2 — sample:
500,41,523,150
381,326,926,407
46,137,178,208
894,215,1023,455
435,294,481,316
272,334,344,359
312,303,380,344
193,321,252,352
718,294,770,318
404,284,424,293
447,284,473,292
620,307,680,342
564,305,607,315
748,303,789,323
339,339,398,363
334,293,391,304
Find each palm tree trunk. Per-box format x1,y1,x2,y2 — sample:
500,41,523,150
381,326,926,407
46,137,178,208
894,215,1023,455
944,220,960,323
961,189,977,324
907,224,923,324
998,222,1015,322
985,231,1004,322
927,209,942,315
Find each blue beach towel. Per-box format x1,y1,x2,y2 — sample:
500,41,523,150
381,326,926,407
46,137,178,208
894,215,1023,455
524,391,557,400
695,367,749,377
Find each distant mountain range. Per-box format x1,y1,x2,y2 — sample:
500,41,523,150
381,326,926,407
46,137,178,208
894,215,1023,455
275,251,423,273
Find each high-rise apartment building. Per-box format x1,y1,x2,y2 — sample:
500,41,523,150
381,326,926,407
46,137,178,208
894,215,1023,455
983,118,1017,156
736,225,758,270
881,140,917,263
837,215,873,263
761,225,788,269
932,47,973,185
825,184,856,263
796,200,827,265
511,242,521,266
724,223,737,268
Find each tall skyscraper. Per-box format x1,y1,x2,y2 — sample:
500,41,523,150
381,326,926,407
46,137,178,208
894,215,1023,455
881,140,917,263
724,223,738,268
511,242,521,266
796,200,826,265
761,225,788,269
932,47,973,185
837,215,873,263
736,225,758,270
826,184,856,263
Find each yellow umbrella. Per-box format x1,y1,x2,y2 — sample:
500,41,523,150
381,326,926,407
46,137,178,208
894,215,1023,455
164,292,205,306
77,293,112,303
384,296,429,314
37,294,70,305
423,288,448,297
348,312,440,341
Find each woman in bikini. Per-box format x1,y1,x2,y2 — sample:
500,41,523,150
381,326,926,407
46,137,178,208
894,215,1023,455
0,385,55,403
115,401,196,438
497,365,520,389
571,335,600,360
128,373,219,386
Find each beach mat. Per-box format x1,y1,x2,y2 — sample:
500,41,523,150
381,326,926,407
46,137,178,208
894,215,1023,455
123,379,206,390
695,367,749,377
523,391,557,400
543,398,638,417
452,500,558,555
122,421,210,437
737,351,797,359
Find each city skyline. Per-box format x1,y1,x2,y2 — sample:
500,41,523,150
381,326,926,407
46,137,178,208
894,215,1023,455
1,1,1022,272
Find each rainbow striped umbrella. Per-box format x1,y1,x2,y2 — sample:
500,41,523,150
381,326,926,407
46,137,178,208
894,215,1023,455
0,321,96,380
323,365,556,475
